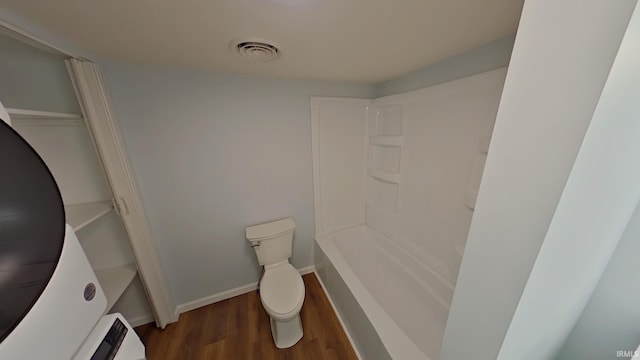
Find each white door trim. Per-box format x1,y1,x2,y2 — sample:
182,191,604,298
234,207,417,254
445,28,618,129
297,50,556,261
67,59,178,327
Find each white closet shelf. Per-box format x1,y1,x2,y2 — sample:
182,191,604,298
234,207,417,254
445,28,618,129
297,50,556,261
368,168,401,184
7,108,83,126
370,136,403,147
65,201,113,231
95,264,138,310
6,108,82,119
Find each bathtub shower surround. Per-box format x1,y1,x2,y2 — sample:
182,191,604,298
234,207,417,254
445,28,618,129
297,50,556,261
311,68,507,359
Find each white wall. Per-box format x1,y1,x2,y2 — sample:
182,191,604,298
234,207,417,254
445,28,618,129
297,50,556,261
557,202,640,359
102,62,375,306
311,97,370,236
497,3,640,356
440,0,637,359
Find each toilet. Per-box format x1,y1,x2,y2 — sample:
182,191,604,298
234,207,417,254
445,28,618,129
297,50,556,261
246,218,305,349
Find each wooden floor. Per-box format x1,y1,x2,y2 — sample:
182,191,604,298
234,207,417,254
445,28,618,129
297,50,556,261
135,273,358,360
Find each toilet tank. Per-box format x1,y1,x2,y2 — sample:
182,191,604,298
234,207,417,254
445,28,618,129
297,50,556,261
246,218,296,266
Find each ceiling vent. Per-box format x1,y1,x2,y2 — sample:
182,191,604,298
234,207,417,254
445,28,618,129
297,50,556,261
231,39,280,62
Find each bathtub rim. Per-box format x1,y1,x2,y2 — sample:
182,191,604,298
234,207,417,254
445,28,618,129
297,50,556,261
315,224,430,360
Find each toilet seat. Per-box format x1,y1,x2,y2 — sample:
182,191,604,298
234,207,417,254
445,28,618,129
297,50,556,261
260,263,305,319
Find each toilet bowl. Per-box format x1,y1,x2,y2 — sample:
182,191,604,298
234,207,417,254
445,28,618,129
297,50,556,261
246,218,305,348
260,261,305,348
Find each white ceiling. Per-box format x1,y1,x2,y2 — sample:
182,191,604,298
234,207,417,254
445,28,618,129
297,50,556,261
1,0,523,83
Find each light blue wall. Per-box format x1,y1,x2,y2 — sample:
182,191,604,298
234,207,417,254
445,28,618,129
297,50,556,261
102,62,375,306
375,34,515,97
557,201,640,360
0,33,79,113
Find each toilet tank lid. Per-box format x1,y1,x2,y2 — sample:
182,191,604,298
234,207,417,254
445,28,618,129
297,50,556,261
246,218,296,240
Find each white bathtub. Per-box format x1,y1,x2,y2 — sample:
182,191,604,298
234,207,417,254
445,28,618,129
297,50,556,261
315,225,454,360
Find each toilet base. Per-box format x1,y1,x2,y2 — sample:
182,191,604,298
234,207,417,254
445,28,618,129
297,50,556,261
270,314,303,349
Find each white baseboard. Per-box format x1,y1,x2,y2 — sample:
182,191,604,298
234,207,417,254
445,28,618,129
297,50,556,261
298,265,316,275
127,314,156,328
177,282,259,314
176,265,316,315
314,270,364,360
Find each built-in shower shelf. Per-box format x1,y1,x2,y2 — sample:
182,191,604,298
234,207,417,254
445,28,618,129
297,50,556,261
370,136,403,147
368,168,401,184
